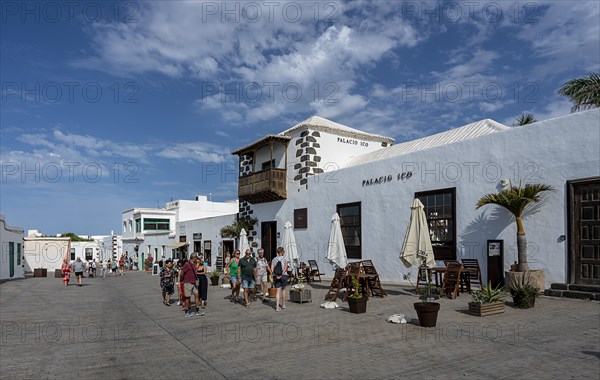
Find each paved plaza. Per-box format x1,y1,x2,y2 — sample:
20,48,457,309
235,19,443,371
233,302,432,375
1,272,599,379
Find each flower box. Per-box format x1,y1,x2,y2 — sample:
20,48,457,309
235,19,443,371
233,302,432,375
468,301,505,316
289,289,311,303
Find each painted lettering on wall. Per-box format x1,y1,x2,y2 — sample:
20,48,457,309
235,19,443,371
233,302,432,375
337,137,368,147
362,172,413,187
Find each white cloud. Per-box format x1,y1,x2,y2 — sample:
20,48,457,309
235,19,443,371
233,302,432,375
156,142,229,163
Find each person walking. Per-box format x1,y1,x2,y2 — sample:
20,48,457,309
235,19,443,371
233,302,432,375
271,247,288,311
111,258,118,277
196,254,208,310
119,255,125,275
239,249,257,308
160,259,175,306
101,259,107,278
226,250,241,303
72,257,86,287
61,259,71,286
181,253,203,317
175,258,186,307
255,249,271,303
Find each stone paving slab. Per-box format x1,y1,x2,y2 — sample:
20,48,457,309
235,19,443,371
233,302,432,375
1,272,598,379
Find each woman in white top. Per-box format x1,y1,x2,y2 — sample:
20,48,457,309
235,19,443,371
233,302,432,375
270,247,288,312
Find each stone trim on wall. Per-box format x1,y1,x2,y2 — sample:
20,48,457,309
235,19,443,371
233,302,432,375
239,153,253,177
294,130,323,187
238,200,257,242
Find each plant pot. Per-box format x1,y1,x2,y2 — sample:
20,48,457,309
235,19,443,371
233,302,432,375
34,268,47,278
468,301,505,316
512,292,536,309
210,277,219,286
414,302,440,327
290,289,312,303
348,297,368,314
268,287,277,298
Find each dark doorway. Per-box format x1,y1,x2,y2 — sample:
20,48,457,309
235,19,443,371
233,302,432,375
261,221,277,262
222,240,234,270
569,177,600,285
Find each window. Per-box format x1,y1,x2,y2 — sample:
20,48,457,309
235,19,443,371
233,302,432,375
85,248,93,261
416,188,456,261
123,221,127,233
337,202,361,259
261,159,275,170
294,208,308,229
129,220,133,232
70,248,76,261
17,243,21,265
135,218,141,233
143,218,170,231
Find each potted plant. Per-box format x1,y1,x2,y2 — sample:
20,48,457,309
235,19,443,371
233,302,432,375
209,269,220,286
468,282,507,316
268,275,277,298
509,273,539,309
289,273,311,303
347,275,368,314
414,282,440,327
477,181,554,272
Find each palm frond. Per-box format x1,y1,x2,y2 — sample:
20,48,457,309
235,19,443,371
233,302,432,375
557,73,600,112
476,182,555,218
515,113,536,126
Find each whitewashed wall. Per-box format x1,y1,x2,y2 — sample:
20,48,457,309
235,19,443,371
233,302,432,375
23,238,70,272
249,110,600,288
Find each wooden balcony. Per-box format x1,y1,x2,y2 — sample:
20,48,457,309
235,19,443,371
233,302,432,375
239,168,287,204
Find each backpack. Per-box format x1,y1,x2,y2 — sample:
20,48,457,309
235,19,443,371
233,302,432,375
273,260,283,276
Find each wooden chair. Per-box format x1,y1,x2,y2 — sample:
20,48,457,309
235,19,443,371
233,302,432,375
445,260,470,292
415,266,430,292
441,263,463,299
360,260,386,297
461,259,483,291
287,269,297,285
324,267,347,301
307,260,324,283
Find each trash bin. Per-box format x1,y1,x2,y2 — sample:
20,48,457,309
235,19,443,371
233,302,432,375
55,269,63,278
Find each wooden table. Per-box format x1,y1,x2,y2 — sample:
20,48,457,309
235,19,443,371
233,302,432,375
429,267,479,293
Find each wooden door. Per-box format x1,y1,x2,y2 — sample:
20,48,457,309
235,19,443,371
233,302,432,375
570,177,600,285
9,242,14,278
261,221,277,262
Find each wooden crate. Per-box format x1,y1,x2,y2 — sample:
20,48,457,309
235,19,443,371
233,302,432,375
468,301,505,316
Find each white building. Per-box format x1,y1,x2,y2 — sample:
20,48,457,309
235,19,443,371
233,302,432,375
69,241,100,262
0,214,25,280
121,196,238,270
231,111,600,288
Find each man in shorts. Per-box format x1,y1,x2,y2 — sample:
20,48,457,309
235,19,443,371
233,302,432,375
181,253,203,317
72,257,86,287
238,249,257,308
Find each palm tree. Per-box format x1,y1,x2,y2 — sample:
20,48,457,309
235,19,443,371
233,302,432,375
476,182,554,272
514,113,536,126
557,72,600,112
220,217,257,238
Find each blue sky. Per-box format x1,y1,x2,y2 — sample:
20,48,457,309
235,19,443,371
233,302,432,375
1,0,598,235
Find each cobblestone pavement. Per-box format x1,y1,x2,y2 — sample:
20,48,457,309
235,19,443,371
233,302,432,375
1,272,598,379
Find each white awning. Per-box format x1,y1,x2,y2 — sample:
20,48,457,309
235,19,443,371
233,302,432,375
167,242,187,248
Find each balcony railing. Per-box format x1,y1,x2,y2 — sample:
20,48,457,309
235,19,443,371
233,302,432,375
239,168,287,204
